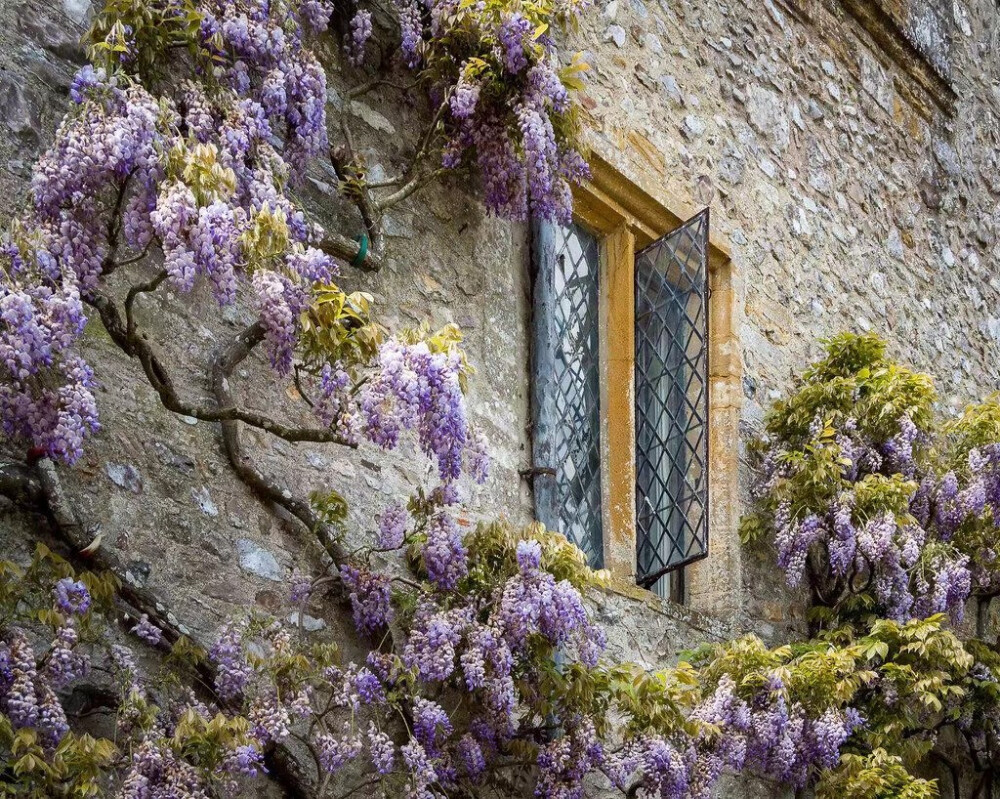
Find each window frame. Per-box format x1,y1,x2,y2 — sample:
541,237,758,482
561,153,741,613
529,221,606,568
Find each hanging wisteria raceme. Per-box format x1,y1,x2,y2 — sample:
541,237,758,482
360,334,489,494
388,0,592,222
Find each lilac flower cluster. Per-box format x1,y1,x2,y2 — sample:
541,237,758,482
422,512,469,589
131,614,164,646
346,9,373,66
210,620,252,701
0,618,95,750
53,578,91,615
45,624,90,688
615,676,864,799
497,540,605,667
377,502,409,549
312,361,360,442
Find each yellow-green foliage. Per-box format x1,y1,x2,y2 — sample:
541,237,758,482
0,722,117,798
87,0,205,80
298,286,382,370
817,749,939,799
766,333,936,447
744,333,936,549
462,520,605,597
417,0,589,159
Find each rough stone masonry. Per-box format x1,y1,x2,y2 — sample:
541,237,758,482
1,0,1000,794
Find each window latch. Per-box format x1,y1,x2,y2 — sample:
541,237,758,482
519,466,557,483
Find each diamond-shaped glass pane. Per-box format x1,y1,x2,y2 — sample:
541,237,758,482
532,222,603,567
634,210,710,593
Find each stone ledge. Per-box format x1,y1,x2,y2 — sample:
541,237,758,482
836,0,956,117
591,578,741,643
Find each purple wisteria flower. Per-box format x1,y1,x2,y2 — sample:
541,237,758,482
362,338,483,489
346,10,373,66
289,570,314,604
422,512,468,589
340,564,394,636
368,723,395,773
5,629,39,729
45,623,89,688
377,502,409,549
403,604,471,682
226,744,268,777
53,578,91,615
131,614,163,646
317,729,363,773
210,621,252,701
413,697,453,754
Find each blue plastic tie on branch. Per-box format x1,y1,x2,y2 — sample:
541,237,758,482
351,234,369,267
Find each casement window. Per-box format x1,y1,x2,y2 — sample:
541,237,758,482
633,214,711,596
529,155,736,607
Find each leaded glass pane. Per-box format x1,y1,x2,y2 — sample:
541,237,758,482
531,221,603,567
634,210,710,596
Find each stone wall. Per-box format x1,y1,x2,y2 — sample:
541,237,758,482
2,0,1000,794
571,0,1000,632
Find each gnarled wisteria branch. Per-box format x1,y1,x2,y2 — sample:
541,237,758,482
317,230,382,272
374,167,448,214
212,322,351,569
329,139,385,263
86,289,355,444
0,454,317,799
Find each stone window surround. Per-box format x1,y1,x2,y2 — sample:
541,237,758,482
568,152,743,615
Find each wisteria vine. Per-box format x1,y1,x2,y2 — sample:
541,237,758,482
3,501,997,799
741,333,1000,628
0,0,590,472
3,0,1000,797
